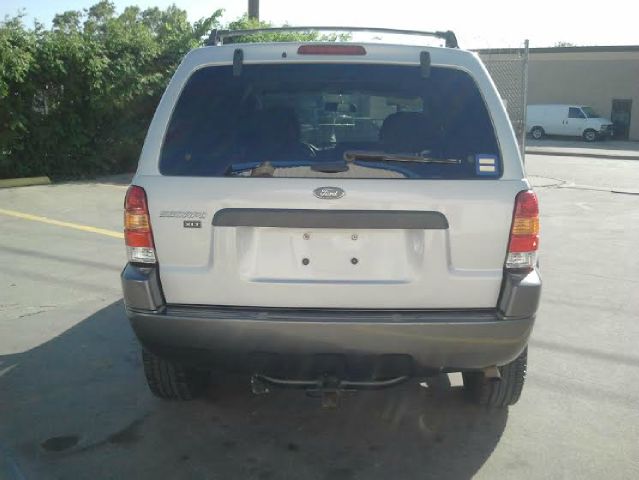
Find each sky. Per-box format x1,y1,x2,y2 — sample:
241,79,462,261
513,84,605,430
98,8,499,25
2,0,639,49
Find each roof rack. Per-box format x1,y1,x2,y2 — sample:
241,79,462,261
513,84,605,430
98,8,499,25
206,26,459,49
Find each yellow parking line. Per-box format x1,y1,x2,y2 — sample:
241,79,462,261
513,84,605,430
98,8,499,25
0,208,124,239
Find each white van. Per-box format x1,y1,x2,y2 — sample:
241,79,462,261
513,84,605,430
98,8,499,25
526,104,613,142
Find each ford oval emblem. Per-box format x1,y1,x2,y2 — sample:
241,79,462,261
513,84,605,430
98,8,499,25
314,186,345,200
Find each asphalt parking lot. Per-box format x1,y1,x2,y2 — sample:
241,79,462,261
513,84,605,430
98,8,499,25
1,154,638,480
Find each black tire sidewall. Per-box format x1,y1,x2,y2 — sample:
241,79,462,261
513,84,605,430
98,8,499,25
531,127,544,140
462,348,528,408
583,129,597,142
142,348,208,400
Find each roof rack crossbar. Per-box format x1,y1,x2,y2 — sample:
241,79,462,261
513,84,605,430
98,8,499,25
206,26,459,49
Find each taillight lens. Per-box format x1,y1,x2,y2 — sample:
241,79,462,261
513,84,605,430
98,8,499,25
506,190,539,270
124,185,156,264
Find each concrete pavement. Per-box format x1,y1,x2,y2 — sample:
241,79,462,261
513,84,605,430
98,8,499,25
526,138,639,160
1,156,638,479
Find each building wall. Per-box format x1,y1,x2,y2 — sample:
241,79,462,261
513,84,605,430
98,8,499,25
526,51,639,140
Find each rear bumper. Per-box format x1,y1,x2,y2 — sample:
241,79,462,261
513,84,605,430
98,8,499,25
599,126,614,137
122,264,540,372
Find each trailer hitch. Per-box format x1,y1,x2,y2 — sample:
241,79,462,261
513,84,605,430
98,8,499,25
250,374,409,408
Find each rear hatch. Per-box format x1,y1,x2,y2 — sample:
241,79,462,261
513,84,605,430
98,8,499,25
139,55,528,309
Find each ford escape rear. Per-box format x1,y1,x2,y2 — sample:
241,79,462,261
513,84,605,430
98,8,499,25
121,27,541,408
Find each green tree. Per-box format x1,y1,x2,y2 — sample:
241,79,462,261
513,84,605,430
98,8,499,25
0,3,223,178
0,15,37,176
0,3,342,179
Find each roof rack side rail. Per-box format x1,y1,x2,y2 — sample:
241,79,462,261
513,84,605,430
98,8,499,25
206,26,459,48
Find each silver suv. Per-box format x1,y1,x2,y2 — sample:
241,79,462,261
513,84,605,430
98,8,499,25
121,28,541,407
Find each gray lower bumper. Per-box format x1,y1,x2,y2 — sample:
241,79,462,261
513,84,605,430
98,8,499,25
122,264,540,371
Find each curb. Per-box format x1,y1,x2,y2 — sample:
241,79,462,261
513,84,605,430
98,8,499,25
525,149,639,161
0,176,51,188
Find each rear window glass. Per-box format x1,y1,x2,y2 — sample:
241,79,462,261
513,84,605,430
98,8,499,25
160,64,501,179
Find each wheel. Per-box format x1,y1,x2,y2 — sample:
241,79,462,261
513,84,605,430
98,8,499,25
583,129,598,142
530,126,544,140
462,348,527,407
141,348,209,400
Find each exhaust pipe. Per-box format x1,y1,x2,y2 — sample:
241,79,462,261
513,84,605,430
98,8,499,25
482,366,501,382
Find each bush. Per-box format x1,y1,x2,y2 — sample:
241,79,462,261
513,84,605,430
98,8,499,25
0,1,222,179
0,5,347,180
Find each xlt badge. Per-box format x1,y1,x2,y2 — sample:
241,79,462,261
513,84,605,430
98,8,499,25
183,220,201,229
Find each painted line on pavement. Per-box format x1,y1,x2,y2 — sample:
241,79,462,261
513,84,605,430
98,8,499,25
0,208,123,239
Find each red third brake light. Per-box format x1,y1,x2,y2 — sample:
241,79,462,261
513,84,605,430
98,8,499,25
297,45,367,55
506,190,539,270
124,185,156,263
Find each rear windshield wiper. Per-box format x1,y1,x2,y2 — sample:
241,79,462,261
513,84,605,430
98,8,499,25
344,150,461,164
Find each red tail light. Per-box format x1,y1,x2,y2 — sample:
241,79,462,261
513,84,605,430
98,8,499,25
506,190,539,270
124,185,156,263
297,45,367,55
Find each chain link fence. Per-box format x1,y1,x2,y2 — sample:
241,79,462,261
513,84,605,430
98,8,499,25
478,41,529,155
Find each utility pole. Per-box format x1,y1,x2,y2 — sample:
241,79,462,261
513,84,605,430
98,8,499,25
248,0,259,20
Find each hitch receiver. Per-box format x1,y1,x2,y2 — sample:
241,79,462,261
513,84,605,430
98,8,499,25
250,374,409,407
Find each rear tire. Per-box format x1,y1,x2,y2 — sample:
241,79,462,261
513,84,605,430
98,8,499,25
462,348,527,407
142,349,209,400
530,126,544,140
583,129,598,142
